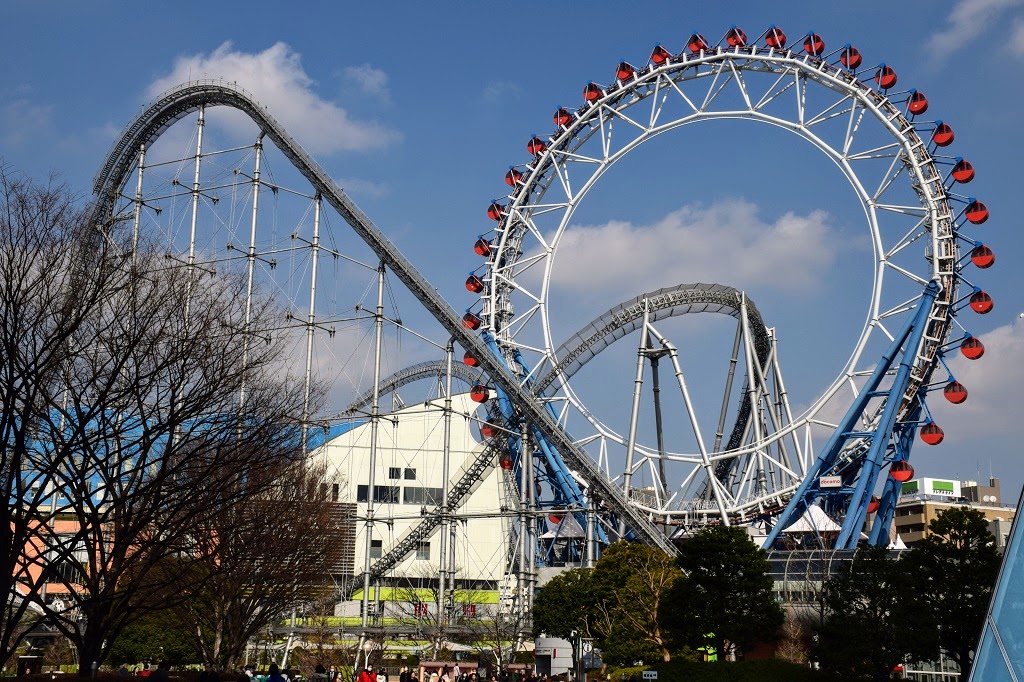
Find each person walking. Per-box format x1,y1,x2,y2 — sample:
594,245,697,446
268,664,288,682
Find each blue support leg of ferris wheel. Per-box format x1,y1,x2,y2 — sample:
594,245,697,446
763,282,938,549
836,283,937,549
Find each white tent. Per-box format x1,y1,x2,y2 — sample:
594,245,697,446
781,504,842,533
539,512,586,539
888,534,908,550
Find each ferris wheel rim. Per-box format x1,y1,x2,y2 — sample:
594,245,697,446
473,37,961,520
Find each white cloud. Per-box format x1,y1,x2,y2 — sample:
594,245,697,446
0,99,53,145
337,177,390,199
930,319,1024,438
341,64,391,102
1012,18,1024,55
482,80,522,104
147,42,400,156
540,199,843,299
926,0,1024,58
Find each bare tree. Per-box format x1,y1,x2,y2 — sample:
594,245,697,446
0,168,137,666
461,601,530,677
0,167,316,673
389,566,482,658
172,459,351,670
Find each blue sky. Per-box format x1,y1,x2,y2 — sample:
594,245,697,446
3,0,1024,500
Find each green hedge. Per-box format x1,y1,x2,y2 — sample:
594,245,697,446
607,660,846,682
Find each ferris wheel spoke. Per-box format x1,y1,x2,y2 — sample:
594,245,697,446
700,63,734,112
804,94,855,129
516,215,552,252
842,101,867,157
664,75,701,115
884,216,929,260
501,251,547,284
549,147,604,166
885,261,931,289
879,294,922,322
550,158,575,201
597,106,613,160
517,202,572,224
602,103,648,135
726,59,754,110
874,203,928,217
648,73,673,127
872,153,906,201
795,71,806,125
751,68,794,111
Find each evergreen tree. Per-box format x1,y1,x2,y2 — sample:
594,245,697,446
901,506,1001,679
661,526,783,661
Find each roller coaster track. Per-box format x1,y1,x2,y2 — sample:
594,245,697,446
91,80,677,556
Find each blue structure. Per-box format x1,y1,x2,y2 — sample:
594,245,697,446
765,283,940,550
970,485,1024,680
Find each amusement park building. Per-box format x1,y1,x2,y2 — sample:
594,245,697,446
314,393,508,595
891,476,1015,547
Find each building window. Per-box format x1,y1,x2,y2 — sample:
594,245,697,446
370,539,382,560
416,541,430,560
388,467,402,480
356,485,400,504
331,483,339,502
404,467,416,480
404,486,444,505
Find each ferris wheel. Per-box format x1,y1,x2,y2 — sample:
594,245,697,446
463,26,994,544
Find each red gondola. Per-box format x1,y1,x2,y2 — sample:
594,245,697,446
527,136,547,155
969,291,993,314
481,421,499,438
473,238,491,257
965,200,989,224
687,33,709,53
462,312,482,330
920,423,944,446
548,513,564,525
960,336,985,360
890,460,915,482
765,26,787,49
932,122,955,147
907,90,928,115
554,107,573,127
867,496,880,514
487,201,505,221
840,45,862,69
803,33,825,55
463,352,479,367
505,168,524,187
470,384,489,403
726,27,747,47
465,275,484,294
499,456,513,470
583,82,603,102
944,381,968,404
875,65,898,89
616,61,635,81
970,244,994,269
651,45,672,64
952,159,975,184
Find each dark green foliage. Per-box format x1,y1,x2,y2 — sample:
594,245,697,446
900,506,1001,679
661,526,784,660
106,609,199,666
816,547,915,680
654,658,845,681
590,542,683,663
532,568,593,640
